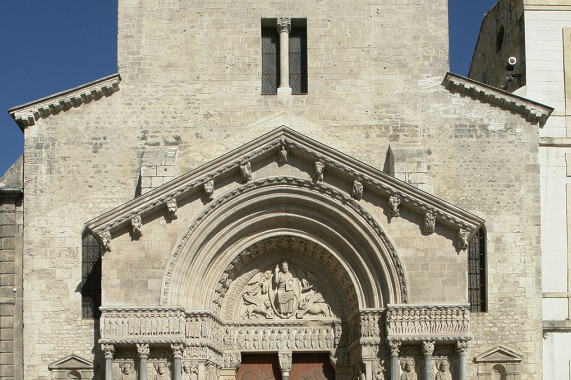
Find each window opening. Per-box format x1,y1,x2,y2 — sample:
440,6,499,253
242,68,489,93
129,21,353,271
81,231,102,319
468,228,486,312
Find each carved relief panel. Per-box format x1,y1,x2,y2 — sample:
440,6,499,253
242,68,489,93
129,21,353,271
239,260,335,320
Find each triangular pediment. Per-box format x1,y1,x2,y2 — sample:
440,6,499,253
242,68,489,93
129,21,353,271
85,126,483,250
48,354,93,370
474,345,523,363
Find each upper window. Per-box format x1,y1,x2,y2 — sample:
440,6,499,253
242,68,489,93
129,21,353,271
468,228,486,312
81,231,102,319
261,18,307,95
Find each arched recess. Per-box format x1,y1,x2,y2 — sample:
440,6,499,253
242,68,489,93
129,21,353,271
161,177,407,313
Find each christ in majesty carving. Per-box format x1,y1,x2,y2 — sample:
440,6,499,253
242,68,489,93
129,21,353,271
273,261,297,316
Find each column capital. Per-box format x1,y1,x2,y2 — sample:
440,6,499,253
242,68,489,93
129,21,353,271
137,343,150,359
422,341,435,356
277,18,291,33
388,341,401,356
101,344,115,359
278,351,292,373
172,343,185,359
456,341,469,354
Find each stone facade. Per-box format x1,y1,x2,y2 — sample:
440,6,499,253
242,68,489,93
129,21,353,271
469,1,571,378
0,0,556,379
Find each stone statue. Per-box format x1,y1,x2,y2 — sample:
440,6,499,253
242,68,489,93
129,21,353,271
400,360,417,380
273,261,297,316
153,362,170,380
120,362,136,380
278,145,288,163
424,212,436,234
435,360,452,380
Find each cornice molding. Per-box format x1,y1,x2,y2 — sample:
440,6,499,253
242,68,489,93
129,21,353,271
8,73,121,130
443,72,553,126
85,127,484,251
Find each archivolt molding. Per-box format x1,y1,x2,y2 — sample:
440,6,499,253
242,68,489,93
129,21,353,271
160,177,408,307
85,127,484,251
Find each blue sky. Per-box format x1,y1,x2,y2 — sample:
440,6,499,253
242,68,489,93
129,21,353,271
0,1,498,177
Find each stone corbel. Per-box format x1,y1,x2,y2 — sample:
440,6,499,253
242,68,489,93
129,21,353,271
458,229,470,250
137,343,149,359
278,145,289,164
352,179,364,200
388,195,401,218
99,230,111,251
240,162,252,182
131,215,143,236
314,162,325,182
166,197,178,219
204,180,215,200
424,212,436,234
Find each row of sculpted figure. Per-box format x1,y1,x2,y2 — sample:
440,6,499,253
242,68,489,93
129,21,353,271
397,358,452,380
236,327,334,350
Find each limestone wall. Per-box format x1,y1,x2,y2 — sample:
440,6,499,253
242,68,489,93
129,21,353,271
16,0,544,378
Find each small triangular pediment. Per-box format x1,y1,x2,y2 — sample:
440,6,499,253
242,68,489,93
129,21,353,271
474,345,523,363
85,126,484,250
48,354,93,370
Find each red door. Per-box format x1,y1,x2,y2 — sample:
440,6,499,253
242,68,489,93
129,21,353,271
290,354,335,380
237,355,281,380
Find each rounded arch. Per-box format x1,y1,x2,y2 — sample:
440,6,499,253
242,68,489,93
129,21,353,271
161,177,407,311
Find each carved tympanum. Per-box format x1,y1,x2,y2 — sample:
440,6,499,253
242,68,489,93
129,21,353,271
241,260,334,320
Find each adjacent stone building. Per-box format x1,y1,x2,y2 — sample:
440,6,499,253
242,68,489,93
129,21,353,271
1,0,556,379
470,1,571,378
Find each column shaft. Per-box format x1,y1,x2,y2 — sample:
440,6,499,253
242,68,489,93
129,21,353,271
173,356,182,380
277,18,291,89
106,357,113,380
458,352,466,380
139,357,148,380
424,355,432,380
390,355,399,380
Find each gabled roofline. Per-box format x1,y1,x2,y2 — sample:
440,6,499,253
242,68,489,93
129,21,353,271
443,72,553,126
7,73,121,131
473,345,524,363
48,353,93,369
85,127,484,249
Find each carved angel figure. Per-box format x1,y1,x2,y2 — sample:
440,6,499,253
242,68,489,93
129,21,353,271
242,271,273,319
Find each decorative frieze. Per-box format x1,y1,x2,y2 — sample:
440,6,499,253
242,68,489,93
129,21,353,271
100,307,186,344
385,305,471,342
235,325,335,351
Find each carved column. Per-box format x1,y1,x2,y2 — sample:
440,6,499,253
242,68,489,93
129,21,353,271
388,341,401,380
277,18,292,94
172,343,184,380
278,352,292,380
102,344,115,380
457,341,469,380
422,341,435,380
137,343,150,380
